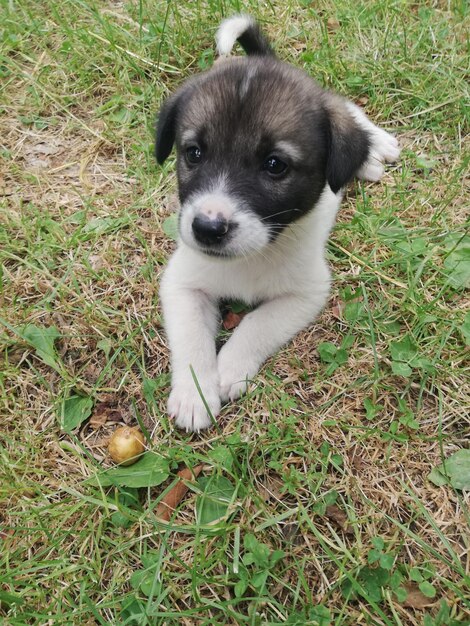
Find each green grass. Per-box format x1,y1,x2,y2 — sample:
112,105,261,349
1,1,469,624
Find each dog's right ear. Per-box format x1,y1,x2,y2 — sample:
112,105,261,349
324,100,370,194
155,93,179,165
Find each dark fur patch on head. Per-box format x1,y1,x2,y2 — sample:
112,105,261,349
156,56,370,234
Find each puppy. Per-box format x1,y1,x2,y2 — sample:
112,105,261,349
156,15,400,431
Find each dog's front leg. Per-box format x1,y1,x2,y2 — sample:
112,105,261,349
161,275,220,431
218,291,328,402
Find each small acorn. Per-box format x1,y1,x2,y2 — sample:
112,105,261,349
108,426,145,466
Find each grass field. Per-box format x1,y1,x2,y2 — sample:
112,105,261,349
1,1,469,624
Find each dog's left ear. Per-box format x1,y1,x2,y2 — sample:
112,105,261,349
156,82,195,164
325,104,370,194
155,93,180,165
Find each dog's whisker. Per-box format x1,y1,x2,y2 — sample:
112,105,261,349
259,208,302,222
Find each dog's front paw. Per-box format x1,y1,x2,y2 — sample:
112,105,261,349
218,348,258,403
168,380,220,432
358,128,400,182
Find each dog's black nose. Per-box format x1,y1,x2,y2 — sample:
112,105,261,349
192,214,230,246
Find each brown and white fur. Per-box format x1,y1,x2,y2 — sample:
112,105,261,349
156,15,400,431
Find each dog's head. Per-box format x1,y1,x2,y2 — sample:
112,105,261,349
156,16,369,258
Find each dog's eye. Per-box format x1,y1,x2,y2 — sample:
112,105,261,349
263,156,288,177
186,146,203,164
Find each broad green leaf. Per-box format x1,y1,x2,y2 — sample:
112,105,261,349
345,74,364,87
412,356,436,373
359,574,382,603
411,237,429,254
20,324,61,372
317,342,338,363
248,541,270,569
428,449,470,490
416,155,438,171
308,606,331,626
208,445,234,471
428,467,448,487
286,606,331,626
390,335,418,362
162,213,179,241
390,570,404,590
335,348,349,365
270,549,286,566
344,301,364,322
325,361,339,376
341,565,389,603
244,533,259,553
367,550,382,565
110,511,132,529
364,398,382,420
140,573,157,597
435,600,451,623
382,321,402,336
196,475,235,524
341,578,355,601
359,566,389,603
331,453,343,468
409,567,424,582
444,243,470,289
234,579,248,598
380,553,395,570
251,570,269,589
324,490,339,507
391,361,413,377
120,598,145,622
395,586,408,602
460,312,470,345
400,414,420,430
108,106,132,124
130,569,147,592
371,537,385,550
419,581,436,598
142,374,169,410
91,452,170,488
97,338,112,359
141,554,157,569
83,216,126,236
60,394,93,432
39,217,66,239
367,549,381,564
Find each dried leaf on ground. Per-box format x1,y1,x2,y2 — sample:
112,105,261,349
331,298,344,320
222,311,246,330
355,96,369,106
89,402,124,429
325,504,353,534
327,17,340,31
402,582,437,609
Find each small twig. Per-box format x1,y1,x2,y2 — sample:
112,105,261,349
155,464,204,521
